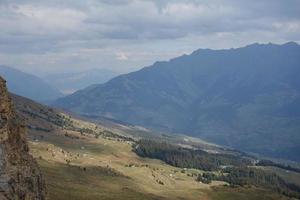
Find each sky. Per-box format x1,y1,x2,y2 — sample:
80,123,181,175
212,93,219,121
0,0,299,75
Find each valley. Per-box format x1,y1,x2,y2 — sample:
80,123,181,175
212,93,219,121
54,42,300,162
12,94,299,200
1,1,299,199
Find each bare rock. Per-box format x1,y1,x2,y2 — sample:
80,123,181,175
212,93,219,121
0,76,46,200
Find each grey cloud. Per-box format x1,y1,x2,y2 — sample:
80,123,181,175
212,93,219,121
0,0,299,74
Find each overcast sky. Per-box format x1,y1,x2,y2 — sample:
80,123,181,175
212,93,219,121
0,0,299,75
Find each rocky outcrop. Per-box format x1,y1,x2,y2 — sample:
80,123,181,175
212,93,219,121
0,76,46,199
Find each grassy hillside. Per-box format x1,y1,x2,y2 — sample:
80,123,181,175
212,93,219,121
12,94,296,200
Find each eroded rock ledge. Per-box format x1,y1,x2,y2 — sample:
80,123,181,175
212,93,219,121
0,76,46,200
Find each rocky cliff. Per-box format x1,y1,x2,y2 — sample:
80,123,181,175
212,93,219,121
0,76,45,199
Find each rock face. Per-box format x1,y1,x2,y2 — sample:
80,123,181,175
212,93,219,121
0,76,46,199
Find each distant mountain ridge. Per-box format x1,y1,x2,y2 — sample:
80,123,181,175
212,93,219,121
44,69,118,94
0,65,63,103
54,42,300,161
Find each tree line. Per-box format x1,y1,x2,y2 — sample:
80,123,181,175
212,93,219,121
197,167,300,199
134,139,251,171
256,160,300,173
134,139,300,199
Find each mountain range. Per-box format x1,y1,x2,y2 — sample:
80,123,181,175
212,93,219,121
54,42,300,161
0,65,63,103
44,69,118,95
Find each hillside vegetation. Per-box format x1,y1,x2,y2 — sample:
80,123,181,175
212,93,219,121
10,94,298,200
135,139,300,199
134,139,252,171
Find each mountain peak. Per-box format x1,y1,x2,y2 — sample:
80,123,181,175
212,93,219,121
192,42,299,55
283,41,299,47
54,42,300,161
245,41,299,49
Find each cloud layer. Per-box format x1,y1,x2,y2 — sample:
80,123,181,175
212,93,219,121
0,0,299,74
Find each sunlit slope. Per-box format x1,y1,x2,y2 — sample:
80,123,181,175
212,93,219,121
13,94,290,200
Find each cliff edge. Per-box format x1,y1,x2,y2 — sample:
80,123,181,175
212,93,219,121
0,76,45,199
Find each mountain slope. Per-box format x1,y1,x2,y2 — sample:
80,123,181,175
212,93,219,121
0,66,63,103
44,69,118,94
12,90,296,200
54,42,300,161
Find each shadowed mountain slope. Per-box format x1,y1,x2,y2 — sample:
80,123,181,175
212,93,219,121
44,69,118,95
0,66,63,103
54,42,300,161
